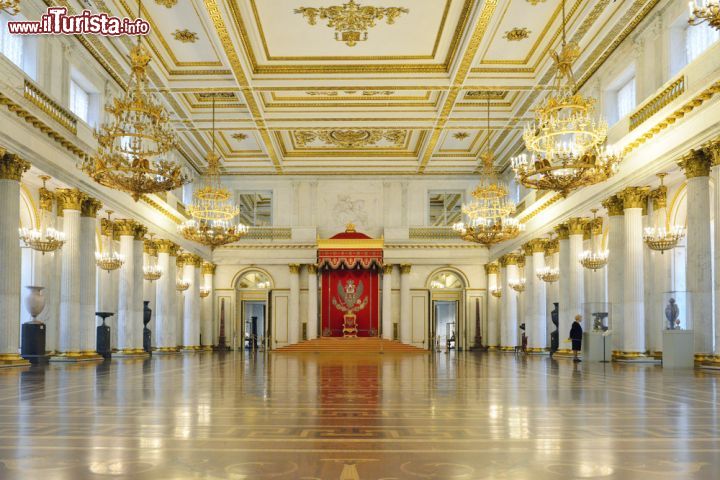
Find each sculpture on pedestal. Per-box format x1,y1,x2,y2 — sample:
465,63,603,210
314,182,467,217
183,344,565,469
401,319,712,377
143,301,152,354
95,312,114,359
665,298,680,330
550,302,559,356
21,286,47,363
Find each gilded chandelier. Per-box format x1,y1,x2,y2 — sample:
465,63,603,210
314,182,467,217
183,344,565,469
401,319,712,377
509,279,526,293
295,0,409,47
689,1,720,30
643,174,686,254
1,1,20,15
490,288,502,298
96,211,124,272
453,97,523,246
143,235,162,281
536,267,560,283
579,209,608,271
511,0,621,197
176,279,190,292
19,176,65,254
82,21,188,201
179,97,248,249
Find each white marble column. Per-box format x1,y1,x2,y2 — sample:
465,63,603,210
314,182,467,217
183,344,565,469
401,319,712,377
143,241,158,348
499,254,519,350
555,224,571,353
618,187,650,356
307,264,318,340
602,195,625,353
485,262,500,348
201,262,215,349
679,150,713,358
400,264,412,344
36,186,59,352
528,239,547,352
116,220,146,356
182,254,201,350
52,188,86,361
176,257,184,347
648,184,671,356
288,264,301,344
590,219,608,305
0,152,30,366
132,231,145,351
567,218,586,335
154,240,178,352
79,197,101,358
382,264,393,340
544,240,560,347
711,142,720,363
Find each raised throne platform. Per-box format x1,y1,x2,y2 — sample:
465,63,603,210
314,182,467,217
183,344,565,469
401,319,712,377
273,337,427,354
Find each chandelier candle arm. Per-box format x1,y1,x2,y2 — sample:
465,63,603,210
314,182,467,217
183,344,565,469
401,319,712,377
689,1,720,30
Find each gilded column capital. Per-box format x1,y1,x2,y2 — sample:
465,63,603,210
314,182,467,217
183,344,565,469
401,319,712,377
143,239,157,256
382,264,393,275
484,262,500,275
567,217,587,236
517,255,525,267
602,195,625,216
55,188,86,211
179,252,202,267
544,238,559,255
80,197,102,218
528,238,547,254
202,262,217,275
400,264,412,274
554,223,569,239
0,152,30,181
589,217,603,236
39,187,54,212
618,186,650,209
705,138,720,166
678,148,711,178
649,185,667,210
155,239,179,255
288,263,301,274
176,255,185,268
133,224,148,241
499,253,519,267
521,242,533,257
307,264,318,274
100,218,115,237
115,219,137,237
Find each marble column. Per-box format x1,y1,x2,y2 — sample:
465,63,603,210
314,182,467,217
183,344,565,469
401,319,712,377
51,188,87,361
201,262,216,349
485,262,500,349
617,187,650,357
289,264,301,344
554,224,571,353
382,264,393,340
567,218,586,333
0,152,30,366
155,240,179,353
38,186,59,353
679,149,713,358
544,239,560,347
709,140,720,364
602,195,625,353
307,264,318,340
79,197,102,359
648,183,671,356
499,254,520,350
176,256,185,347
399,264,412,344
143,239,158,348
97,217,119,345
527,239,547,353
590,217,607,305
182,254,202,350
116,220,147,356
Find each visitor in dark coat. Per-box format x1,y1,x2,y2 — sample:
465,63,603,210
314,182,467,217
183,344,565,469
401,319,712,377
569,314,583,362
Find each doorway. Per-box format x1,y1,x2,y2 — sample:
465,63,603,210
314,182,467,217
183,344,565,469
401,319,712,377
234,269,273,351
432,301,458,351
242,301,266,349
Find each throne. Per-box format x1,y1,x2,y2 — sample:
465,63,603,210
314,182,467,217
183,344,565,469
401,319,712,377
342,312,358,337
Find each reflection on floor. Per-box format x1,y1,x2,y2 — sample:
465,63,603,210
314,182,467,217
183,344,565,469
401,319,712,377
0,352,719,479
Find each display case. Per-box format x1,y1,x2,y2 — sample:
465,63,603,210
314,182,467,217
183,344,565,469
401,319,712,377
581,302,615,332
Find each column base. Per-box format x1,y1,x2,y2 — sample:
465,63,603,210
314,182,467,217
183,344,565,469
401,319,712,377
0,353,31,367
113,349,149,358
700,355,720,369
200,345,214,352
612,351,661,363
154,347,180,355
498,346,516,353
551,349,576,358
181,346,202,352
486,346,500,351
49,352,104,362
526,347,549,355
650,351,663,360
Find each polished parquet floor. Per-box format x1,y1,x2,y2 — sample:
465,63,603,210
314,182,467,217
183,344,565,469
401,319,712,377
1,352,719,479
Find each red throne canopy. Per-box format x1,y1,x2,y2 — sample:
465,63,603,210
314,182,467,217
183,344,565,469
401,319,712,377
318,224,382,337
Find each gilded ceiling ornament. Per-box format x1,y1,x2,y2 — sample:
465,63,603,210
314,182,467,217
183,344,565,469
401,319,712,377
503,27,531,41
173,29,199,43
465,90,508,99
453,132,470,140
294,129,406,148
294,0,409,47
527,0,547,5
0,0,20,15
155,0,177,8
231,133,248,141
306,91,340,96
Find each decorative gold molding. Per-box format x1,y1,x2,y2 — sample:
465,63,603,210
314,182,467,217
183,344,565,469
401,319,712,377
452,132,469,140
293,129,406,148
503,27,530,41
173,29,199,43
202,262,216,275
408,227,459,240
499,253,520,267
308,264,319,274
528,238,546,254
544,238,559,255
650,185,667,210
155,0,177,7
567,217,587,236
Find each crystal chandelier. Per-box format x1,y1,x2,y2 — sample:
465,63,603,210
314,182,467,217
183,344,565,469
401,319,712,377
199,287,210,298
176,279,190,292
143,235,163,281
579,210,608,271
19,175,65,254
179,97,248,249
81,6,188,201
689,1,720,30
509,279,526,293
511,0,621,197
1,1,20,16
643,174,686,254
536,267,560,283
490,287,502,298
453,96,524,246
96,211,125,272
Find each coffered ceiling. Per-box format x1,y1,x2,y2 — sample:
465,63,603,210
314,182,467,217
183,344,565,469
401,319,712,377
69,0,661,175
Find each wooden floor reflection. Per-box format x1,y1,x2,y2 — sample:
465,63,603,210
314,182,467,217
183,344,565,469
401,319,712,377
1,352,719,479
